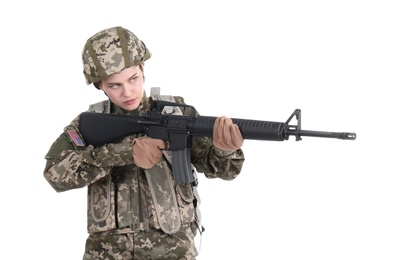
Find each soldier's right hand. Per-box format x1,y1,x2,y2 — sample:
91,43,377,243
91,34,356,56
132,137,167,169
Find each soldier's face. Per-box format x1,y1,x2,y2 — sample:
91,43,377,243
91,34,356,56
98,65,145,111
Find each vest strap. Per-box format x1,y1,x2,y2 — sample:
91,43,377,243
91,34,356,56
88,100,110,113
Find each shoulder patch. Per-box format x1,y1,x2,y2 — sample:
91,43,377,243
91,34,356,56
66,129,85,147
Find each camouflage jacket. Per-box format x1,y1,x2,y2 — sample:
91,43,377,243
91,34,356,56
43,94,245,235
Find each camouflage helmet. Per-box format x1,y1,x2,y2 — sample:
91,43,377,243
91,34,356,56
82,26,151,87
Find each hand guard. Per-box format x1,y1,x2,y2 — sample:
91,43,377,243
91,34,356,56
213,116,244,151
132,137,167,169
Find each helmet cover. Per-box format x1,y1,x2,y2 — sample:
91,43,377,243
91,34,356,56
82,26,151,86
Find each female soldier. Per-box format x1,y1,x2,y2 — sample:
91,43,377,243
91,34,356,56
43,26,245,260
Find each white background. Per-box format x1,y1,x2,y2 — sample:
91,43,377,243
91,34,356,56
1,1,397,259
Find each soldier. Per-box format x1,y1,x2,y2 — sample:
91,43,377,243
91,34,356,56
43,26,245,260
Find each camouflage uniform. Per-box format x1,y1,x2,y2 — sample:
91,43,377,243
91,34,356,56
44,93,245,259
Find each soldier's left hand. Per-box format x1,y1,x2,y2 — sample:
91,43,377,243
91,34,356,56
213,116,243,151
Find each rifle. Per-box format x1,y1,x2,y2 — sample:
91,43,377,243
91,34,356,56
79,100,356,184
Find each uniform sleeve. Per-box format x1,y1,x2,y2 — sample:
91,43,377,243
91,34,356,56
173,96,245,181
191,136,245,180
43,116,134,193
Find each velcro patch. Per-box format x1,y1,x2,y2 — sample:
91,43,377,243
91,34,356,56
66,129,85,147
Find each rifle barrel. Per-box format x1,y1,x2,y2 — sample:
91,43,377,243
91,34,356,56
290,130,356,140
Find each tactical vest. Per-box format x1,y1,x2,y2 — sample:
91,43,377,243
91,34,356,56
86,88,202,237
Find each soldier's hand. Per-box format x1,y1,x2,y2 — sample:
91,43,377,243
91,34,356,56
213,116,243,151
132,137,167,169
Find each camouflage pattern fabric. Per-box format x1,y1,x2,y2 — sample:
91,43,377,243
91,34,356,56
43,95,245,259
83,226,197,259
82,26,151,85
145,161,181,234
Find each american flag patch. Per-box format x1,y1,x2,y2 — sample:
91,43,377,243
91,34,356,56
66,130,84,147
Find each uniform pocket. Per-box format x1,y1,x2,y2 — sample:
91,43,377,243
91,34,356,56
176,183,195,224
87,175,116,233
